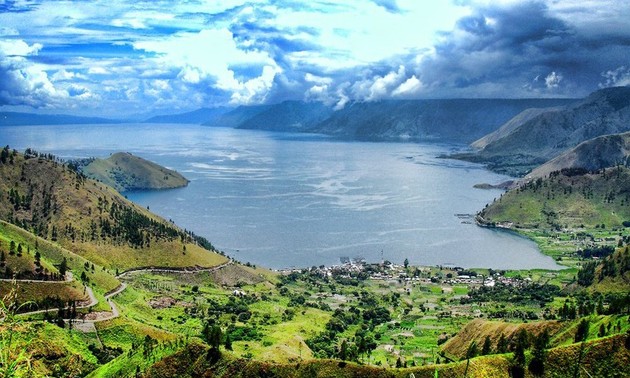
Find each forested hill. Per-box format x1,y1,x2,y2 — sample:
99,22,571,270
0,146,226,271
477,166,630,230
80,152,189,191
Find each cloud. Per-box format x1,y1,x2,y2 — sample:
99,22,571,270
1,0,629,115
409,1,630,98
392,75,423,97
0,39,60,107
600,66,630,88
370,0,401,13
134,27,281,104
544,71,562,89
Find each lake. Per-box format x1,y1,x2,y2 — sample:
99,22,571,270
1,123,561,270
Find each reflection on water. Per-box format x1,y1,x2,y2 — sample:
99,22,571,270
2,123,562,270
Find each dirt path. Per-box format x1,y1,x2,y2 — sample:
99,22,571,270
11,261,231,324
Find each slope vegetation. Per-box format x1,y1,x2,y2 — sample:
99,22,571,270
0,147,226,271
81,152,189,192
478,166,630,230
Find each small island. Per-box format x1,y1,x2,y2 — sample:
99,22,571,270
80,152,189,192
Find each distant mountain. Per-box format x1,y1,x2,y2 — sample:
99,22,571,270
80,152,189,191
204,105,271,127
0,111,120,126
236,100,333,132
471,107,563,149
528,132,630,179
463,87,630,175
309,98,574,143
144,107,231,124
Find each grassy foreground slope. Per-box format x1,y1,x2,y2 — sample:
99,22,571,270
142,334,630,378
81,152,189,192
0,148,226,271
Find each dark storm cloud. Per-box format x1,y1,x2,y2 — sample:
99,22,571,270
414,1,630,98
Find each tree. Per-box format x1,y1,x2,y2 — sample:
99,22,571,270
574,318,590,343
513,329,529,367
481,335,492,355
573,319,591,378
224,333,232,351
339,339,348,361
34,251,41,266
511,329,530,378
464,341,478,377
59,257,67,279
497,333,508,354
202,322,222,351
404,258,409,269
529,329,550,376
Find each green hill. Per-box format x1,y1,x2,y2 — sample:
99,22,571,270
478,166,630,230
81,152,189,192
0,147,225,271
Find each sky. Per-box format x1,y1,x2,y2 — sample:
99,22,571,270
0,0,629,117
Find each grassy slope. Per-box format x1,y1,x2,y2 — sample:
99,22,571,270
0,153,226,271
82,152,189,192
141,334,630,378
1,321,99,377
479,167,630,230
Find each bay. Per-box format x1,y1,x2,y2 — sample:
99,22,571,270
1,123,561,270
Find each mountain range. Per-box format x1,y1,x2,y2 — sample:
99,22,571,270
459,86,630,175
0,111,121,126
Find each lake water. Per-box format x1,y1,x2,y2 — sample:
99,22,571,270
1,123,561,270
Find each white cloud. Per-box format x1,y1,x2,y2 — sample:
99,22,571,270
0,39,42,56
392,75,423,97
600,66,630,88
134,28,280,103
305,73,332,85
545,71,562,89
229,65,281,104
88,66,109,75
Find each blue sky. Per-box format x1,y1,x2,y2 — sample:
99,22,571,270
0,0,629,117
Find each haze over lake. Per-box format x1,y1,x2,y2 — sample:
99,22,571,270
2,123,561,270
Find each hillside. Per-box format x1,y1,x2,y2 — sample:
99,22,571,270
527,132,630,179
0,147,226,271
478,166,630,230
471,107,562,149
236,100,333,132
205,104,271,127
141,333,630,378
80,152,189,192
143,107,231,124
309,98,573,143
462,86,630,175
